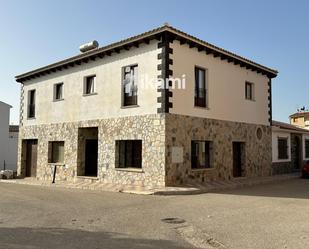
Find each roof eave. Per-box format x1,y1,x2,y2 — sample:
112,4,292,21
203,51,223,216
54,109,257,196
15,25,278,83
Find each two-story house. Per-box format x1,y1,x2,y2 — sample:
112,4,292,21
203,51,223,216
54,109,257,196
15,24,278,187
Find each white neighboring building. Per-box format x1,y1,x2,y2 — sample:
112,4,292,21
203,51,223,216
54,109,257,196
0,101,11,169
7,125,19,170
272,120,309,174
0,101,18,171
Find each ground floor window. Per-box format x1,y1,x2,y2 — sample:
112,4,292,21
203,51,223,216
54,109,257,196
48,141,64,163
191,140,212,169
116,140,142,168
278,137,288,160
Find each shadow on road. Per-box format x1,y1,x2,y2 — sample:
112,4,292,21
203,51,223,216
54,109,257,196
211,178,309,199
0,227,192,249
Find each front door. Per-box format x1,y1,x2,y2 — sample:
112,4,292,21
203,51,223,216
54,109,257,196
294,136,301,170
85,139,98,177
233,142,243,177
25,140,38,177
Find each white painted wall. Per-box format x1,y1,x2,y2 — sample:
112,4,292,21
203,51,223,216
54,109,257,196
21,39,271,127
170,40,270,125
272,130,291,163
0,102,10,170
7,130,18,170
22,40,161,126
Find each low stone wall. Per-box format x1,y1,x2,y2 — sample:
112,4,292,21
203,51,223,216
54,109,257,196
17,114,166,187
165,114,272,186
271,161,295,175
271,161,304,175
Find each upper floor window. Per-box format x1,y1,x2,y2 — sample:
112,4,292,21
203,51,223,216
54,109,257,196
191,140,213,169
123,65,138,106
84,75,96,95
194,67,207,108
278,137,288,160
54,83,63,101
245,82,254,100
27,89,36,119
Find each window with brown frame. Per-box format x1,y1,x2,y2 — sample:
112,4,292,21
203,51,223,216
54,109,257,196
54,83,63,101
191,140,212,169
28,90,36,118
194,67,207,108
84,75,96,95
48,141,64,164
245,82,254,100
115,140,142,168
123,65,138,106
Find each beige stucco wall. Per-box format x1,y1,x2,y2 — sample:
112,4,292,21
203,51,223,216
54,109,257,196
21,40,160,126
170,40,270,125
272,129,291,163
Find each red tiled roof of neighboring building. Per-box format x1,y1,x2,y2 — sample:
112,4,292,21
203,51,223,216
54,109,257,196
289,111,309,118
272,120,309,133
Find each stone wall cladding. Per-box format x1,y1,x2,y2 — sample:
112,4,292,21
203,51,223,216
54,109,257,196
17,114,166,187
165,114,272,186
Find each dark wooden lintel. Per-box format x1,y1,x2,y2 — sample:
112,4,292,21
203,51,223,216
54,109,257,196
179,38,186,45
155,34,161,41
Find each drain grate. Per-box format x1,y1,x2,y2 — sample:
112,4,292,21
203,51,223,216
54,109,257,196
161,217,186,224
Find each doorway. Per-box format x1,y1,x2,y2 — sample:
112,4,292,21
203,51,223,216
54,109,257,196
24,139,38,177
294,136,301,170
77,127,98,177
85,139,98,176
233,142,244,177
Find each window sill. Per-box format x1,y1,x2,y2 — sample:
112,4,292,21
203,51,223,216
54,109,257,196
53,98,64,102
27,117,36,120
115,168,144,173
48,163,65,166
121,105,140,109
191,168,214,172
245,98,256,102
194,106,209,110
83,92,97,97
76,175,99,180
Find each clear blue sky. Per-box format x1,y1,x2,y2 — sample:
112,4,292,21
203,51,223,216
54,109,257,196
0,0,308,124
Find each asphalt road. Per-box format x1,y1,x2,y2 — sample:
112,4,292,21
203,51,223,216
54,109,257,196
0,178,309,249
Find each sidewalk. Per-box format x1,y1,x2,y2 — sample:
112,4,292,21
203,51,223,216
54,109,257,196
0,173,300,195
